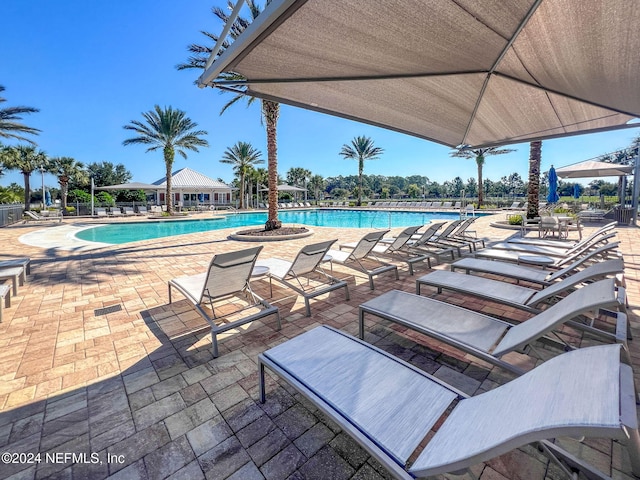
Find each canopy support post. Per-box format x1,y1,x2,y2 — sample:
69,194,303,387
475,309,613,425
632,146,640,226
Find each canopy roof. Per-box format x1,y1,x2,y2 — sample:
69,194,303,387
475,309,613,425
96,182,159,191
556,160,634,178
258,184,307,192
198,0,640,148
153,167,231,190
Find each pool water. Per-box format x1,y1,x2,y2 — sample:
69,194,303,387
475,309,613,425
75,209,483,244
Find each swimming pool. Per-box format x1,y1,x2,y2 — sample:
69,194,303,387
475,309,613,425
75,209,485,244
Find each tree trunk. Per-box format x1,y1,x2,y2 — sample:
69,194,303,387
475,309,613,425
263,100,281,230
358,158,364,206
527,141,542,219
239,172,245,209
476,156,484,207
24,172,31,211
164,146,174,214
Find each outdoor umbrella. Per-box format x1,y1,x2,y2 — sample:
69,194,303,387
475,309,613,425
547,166,560,204
198,193,204,202
573,184,580,200
44,190,52,207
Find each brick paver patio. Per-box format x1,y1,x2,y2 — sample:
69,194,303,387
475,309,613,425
0,212,638,480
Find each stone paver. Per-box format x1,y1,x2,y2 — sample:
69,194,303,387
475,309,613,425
0,214,638,479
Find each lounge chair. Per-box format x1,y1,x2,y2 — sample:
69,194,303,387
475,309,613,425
340,225,432,274
407,223,457,262
94,207,108,217
123,207,136,216
416,258,625,314
327,230,399,290
255,240,349,316
360,279,628,374
488,231,616,257
442,201,453,208
259,326,640,480
137,206,148,215
505,201,522,210
453,201,462,209
24,210,62,223
168,246,280,357
451,254,625,287
0,265,25,296
431,201,442,209
109,207,123,217
475,235,619,266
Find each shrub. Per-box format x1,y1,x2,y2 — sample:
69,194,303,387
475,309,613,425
508,214,523,225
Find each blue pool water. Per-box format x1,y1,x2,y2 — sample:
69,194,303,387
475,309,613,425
76,209,484,244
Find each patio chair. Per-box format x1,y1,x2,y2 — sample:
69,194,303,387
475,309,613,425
259,326,640,480
416,258,625,314
255,239,349,316
23,211,62,223
505,201,522,210
431,201,442,209
414,220,471,256
327,230,399,290
442,201,453,208
168,246,280,357
94,207,108,217
136,206,148,215
340,225,432,274
109,207,122,217
123,207,136,216
360,278,628,375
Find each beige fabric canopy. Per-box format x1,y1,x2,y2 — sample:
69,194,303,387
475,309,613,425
556,160,634,178
198,0,640,148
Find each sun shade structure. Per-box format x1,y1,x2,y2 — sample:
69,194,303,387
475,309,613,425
198,0,640,148
556,160,635,178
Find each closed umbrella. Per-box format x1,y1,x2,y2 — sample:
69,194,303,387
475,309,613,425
547,166,559,204
198,193,204,203
44,190,52,207
573,184,580,199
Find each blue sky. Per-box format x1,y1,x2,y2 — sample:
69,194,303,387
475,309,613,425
2,0,638,190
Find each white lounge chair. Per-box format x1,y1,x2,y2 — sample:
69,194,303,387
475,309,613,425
94,207,108,217
416,259,625,314
24,210,62,223
475,236,619,266
255,240,349,316
505,201,522,210
259,326,640,480
123,207,136,216
451,255,625,287
360,279,628,374
137,206,148,215
340,225,431,274
168,246,280,357
327,230,399,290
109,207,123,217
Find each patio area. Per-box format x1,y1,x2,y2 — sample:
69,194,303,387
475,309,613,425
0,213,639,480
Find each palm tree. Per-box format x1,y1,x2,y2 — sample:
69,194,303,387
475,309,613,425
2,145,48,210
122,105,209,214
339,136,384,206
50,156,88,210
177,1,283,230
220,141,264,209
0,86,40,145
308,174,326,203
450,146,515,207
526,141,542,219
